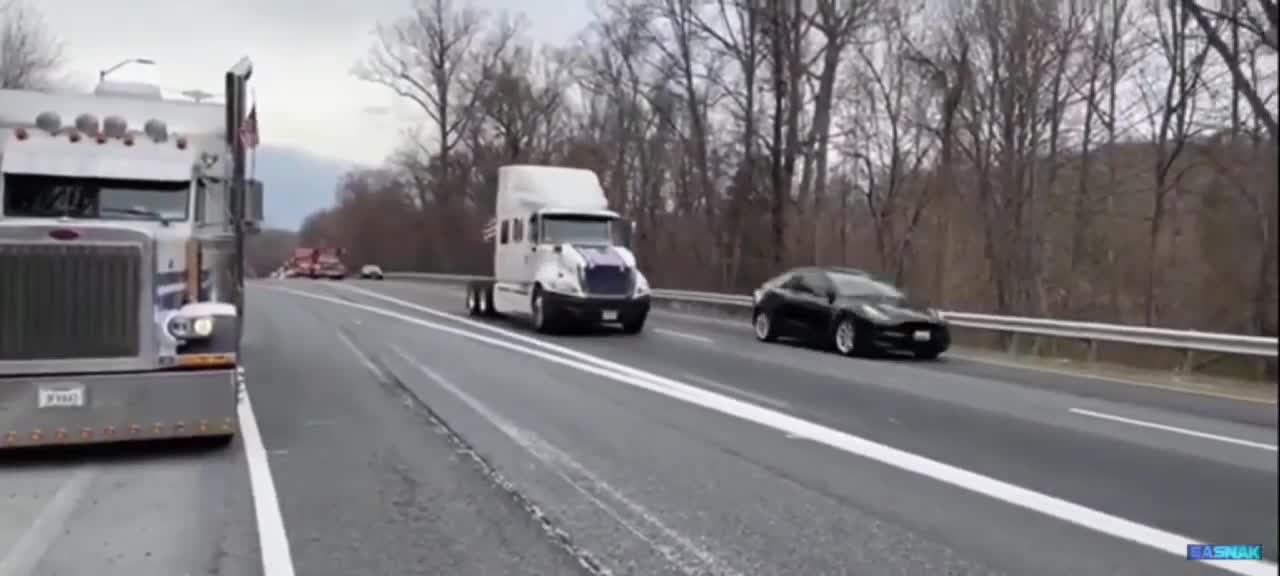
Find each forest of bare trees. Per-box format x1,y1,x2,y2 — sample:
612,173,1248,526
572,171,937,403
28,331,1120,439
301,0,1276,335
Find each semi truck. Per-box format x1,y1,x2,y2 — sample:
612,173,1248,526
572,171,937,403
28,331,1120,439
0,59,261,449
465,165,651,333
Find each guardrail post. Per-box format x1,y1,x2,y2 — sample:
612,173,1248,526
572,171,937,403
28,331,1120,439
1006,333,1019,357
1178,349,1196,375
1085,339,1097,364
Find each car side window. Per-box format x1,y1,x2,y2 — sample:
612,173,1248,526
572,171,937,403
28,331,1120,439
500,220,509,244
782,273,811,293
808,271,834,296
528,216,539,243
513,218,524,242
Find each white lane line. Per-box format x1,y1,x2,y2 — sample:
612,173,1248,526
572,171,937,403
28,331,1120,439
238,389,297,576
681,371,790,410
336,329,386,380
655,328,714,345
1070,408,1278,452
276,284,1278,576
0,468,96,576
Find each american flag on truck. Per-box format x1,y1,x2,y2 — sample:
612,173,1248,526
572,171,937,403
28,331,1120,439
482,217,497,242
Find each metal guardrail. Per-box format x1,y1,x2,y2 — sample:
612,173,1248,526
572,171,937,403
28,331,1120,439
384,272,1279,359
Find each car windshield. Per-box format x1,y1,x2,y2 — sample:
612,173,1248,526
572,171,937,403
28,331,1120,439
3,173,190,221
541,215,614,245
829,272,905,299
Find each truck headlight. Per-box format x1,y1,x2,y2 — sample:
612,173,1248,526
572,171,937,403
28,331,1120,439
168,314,215,339
633,274,650,296
548,274,581,295
192,316,214,337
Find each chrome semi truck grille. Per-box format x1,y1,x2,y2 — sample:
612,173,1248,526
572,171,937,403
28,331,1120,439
583,265,634,297
0,243,143,360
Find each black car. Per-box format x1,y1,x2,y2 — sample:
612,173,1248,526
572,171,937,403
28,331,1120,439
751,267,950,359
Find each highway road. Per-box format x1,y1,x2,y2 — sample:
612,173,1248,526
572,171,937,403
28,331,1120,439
1,278,1275,576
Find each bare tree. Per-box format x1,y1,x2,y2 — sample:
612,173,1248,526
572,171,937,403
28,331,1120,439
1180,0,1278,141
299,0,1279,338
356,0,490,186
1136,0,1212,324
0,0,62,90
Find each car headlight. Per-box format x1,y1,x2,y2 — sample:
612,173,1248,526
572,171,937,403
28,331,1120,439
860,304,890,323
634,274,650,296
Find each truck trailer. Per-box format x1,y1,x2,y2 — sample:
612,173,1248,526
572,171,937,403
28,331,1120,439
466,165,651,333
0,61,261,449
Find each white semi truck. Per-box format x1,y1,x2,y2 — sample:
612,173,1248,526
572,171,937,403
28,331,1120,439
0,60,261,449
465,165,651,333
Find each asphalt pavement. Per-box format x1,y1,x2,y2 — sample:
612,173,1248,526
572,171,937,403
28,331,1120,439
3,277,1275,576
0,438,259,575
258,278,1276,576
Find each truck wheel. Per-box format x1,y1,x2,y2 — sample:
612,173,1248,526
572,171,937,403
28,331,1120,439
531,288,556,333
482,285,497,317
466,286,481,316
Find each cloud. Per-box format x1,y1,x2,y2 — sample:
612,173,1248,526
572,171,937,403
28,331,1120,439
253,144,358,230
32,0,593,167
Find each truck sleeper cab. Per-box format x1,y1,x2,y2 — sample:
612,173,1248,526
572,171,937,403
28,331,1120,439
466,165,651,334
0,80,258,450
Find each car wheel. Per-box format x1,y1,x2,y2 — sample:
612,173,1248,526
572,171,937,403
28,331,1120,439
753,309,777,342
915,348,942,360
833,316,858,356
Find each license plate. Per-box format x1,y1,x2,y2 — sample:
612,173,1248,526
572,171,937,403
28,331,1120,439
602,310,619,322
912,330,932,342
37,384,86,408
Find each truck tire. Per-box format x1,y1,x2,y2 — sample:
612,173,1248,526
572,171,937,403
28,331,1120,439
531,287,556,333
482,284,497,317
466,284,481,316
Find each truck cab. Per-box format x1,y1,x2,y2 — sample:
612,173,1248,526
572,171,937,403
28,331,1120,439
468,165,651,333
0,77,262,449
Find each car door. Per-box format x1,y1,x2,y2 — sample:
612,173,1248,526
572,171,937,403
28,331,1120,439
791,270,834,338
767,273,806,335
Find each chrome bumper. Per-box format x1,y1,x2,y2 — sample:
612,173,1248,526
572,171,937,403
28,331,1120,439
0,367,239,449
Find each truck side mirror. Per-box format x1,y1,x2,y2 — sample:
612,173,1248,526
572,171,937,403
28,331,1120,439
616,219,636,248
244,179,264,226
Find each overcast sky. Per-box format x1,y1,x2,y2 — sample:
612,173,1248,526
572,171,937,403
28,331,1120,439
35,0,593,166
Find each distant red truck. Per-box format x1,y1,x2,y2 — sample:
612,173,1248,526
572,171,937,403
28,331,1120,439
286,247,347,279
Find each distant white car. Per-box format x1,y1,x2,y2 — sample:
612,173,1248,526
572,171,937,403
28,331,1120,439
359,264,384,280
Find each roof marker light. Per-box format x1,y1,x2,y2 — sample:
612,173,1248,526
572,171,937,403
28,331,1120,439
124,135,135,146
96,133,108,144
69,131,82,143
36,111,62,133
176,136,188,150
75,113,100,136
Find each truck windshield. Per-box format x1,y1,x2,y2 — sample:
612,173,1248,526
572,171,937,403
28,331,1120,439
541,215,614,245
3,173,190,222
